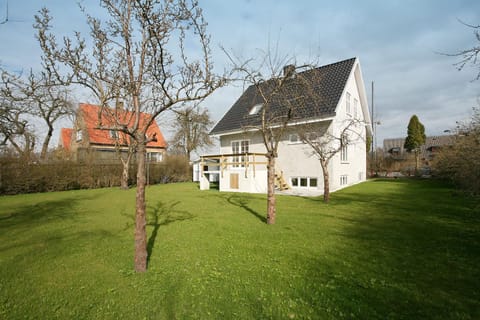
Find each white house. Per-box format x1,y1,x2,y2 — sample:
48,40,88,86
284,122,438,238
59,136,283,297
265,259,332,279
199,57,372,195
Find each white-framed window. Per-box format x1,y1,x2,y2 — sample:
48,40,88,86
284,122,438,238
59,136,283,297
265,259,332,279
76,129,83,142
353,98,358,119
147,152,163,162
346,92,351,115
340,175,348,186
290,177,318,188
109,130,118,139
291,177,298,187
232,140,249,167
289,133,300,144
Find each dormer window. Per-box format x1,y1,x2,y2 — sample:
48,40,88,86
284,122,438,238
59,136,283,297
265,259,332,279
249,103,263,115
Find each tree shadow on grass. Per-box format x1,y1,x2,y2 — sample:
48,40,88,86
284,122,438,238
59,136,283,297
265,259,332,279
146,200,194,266
0,193,103,231
0,192,114,257
215,193,267,223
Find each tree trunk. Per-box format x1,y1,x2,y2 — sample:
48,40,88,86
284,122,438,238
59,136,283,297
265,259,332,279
321,160,330,203
40,125,53,160
121,160,130,190
120,153,132,190
414,150,420,176
134,138,148,272
266,156,276,224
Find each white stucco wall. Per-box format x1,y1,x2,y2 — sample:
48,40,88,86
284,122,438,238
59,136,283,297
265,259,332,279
219,169,268,193
275,122,331,192
329,62,368,192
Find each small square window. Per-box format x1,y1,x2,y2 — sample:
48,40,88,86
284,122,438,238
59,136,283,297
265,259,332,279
291,178,299,187
289,134,299,143
300,178,308,187
310,178,318,187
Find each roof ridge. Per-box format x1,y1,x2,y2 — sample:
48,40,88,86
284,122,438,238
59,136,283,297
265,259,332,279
312,57,356,71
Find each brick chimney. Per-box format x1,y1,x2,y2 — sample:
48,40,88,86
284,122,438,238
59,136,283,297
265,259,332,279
283,64,295,78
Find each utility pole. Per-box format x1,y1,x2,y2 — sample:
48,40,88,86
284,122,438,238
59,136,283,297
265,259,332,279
370,81,375,176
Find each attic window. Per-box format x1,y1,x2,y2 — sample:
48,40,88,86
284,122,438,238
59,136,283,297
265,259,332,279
307,132,318,141
109,130,118,139
249,103,263,115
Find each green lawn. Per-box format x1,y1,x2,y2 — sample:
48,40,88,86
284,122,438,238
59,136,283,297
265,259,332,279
0,179,479,319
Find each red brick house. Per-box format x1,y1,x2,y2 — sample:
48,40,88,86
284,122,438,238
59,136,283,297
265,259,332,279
60,103,167,162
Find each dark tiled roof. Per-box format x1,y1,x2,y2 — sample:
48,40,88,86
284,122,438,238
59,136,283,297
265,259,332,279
210,57,356,135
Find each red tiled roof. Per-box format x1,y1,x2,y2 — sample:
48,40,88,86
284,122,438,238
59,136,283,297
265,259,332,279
78,103,167,148
60,128,73,151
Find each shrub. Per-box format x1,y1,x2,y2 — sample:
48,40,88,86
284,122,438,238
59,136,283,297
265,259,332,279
432,109,480,194
0,154,192,195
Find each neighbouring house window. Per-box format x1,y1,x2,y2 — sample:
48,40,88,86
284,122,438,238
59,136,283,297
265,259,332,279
346,92,351,115
232,140,249,167
340,175,348,185
148,152,163,162
76,129,82,142
249,103,263,115
110,130,118,139
354,98,358,119
289,133,300,143
290,177,318,188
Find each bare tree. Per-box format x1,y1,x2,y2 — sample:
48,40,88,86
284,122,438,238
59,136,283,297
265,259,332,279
0,97,36,159
299,119,365,203
170,106,213,160
35,0,226,272
227,49,317,224
0,69,73,160
444,20,480,80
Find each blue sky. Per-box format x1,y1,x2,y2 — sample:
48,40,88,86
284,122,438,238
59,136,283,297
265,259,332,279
1,0,479,149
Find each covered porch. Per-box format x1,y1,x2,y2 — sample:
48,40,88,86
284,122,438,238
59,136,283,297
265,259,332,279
198,153,267,193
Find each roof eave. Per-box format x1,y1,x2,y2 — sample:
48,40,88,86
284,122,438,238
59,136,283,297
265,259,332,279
209,113,336,138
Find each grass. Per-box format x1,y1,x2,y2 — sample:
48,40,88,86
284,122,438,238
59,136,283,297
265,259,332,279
0,179,479,319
